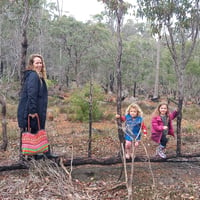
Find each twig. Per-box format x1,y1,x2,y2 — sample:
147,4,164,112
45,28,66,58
86,181,126,192
60,157,72,183
141,140,156,187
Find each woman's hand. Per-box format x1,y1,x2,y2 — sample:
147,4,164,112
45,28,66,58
29,113,38,118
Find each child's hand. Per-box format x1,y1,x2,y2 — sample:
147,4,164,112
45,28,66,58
143,134,147,142
135,141,139,146
163,126,168,130
115,114,120,119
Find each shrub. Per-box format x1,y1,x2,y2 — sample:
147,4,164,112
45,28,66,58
69,83,104,122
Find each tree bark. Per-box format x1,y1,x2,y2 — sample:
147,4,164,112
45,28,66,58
88,77,93,158
19,0,29,83
133,82,136,97
153,35,161,99
116,1,124,144
0,95,7,151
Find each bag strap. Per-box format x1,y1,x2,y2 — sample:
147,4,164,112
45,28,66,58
27,114,41,132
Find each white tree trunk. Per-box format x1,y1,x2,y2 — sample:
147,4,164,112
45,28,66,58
153,35,161,99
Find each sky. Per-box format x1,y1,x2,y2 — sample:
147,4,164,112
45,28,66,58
62,0,105,22
59,0,135,22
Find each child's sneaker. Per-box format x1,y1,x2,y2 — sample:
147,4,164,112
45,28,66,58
156,146,166,159
162,148,166,153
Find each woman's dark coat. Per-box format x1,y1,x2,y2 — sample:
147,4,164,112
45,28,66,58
17,70,48,131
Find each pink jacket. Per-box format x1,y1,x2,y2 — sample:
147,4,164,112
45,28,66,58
151,110,178,143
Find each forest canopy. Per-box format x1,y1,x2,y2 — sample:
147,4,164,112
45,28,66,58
0,0,199,104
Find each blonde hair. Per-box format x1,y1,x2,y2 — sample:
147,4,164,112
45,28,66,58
152,101,169,118
26,54,47,79
125,103,143,117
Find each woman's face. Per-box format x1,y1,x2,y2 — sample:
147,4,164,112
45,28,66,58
33,57,43,73
129,108,138,118
159,104,168,115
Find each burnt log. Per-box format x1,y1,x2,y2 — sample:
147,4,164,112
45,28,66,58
0,161,28,172
1,153,200,172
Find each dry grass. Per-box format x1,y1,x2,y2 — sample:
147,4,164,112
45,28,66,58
1,99,200,199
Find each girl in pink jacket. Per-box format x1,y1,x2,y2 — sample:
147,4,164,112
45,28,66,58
151,102,178,158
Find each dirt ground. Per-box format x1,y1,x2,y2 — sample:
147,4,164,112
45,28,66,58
1,159,200,199
1,101,200,199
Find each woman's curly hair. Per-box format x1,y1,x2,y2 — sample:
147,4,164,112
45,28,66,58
26,54,47,79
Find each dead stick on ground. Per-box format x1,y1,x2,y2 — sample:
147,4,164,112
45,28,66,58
60,157,72,183
85,182,126,192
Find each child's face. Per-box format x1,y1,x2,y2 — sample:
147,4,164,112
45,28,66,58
129,108,138,118
159,105,168,115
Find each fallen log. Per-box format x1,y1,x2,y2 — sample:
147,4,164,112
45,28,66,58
1,153,200,172
63,153,200,166
0,161,28,172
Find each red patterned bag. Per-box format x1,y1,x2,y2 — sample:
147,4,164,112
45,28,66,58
21,114,49,155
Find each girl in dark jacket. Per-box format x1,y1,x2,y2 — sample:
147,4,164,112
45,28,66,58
17,54,57,160
151,102,178,159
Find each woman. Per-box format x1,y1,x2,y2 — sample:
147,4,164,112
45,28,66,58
17,54,57,160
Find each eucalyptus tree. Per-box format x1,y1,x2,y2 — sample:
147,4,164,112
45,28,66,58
122,19,152,38
6,0,32,82
81,22,115,93
50,16,103,87
19,0,30,82
123,36,156,97
136,2,165,100
19,0,53,81
159,47,176,97
0,95,7,151
98,0,131,143
0,1,8,149
0,1,5,79
137,0,200,156
122,21,177,97
1,0,48,82
0,0,20,81
185,44,200,104
89,15,124,94
98,1,135,199
122,21,156,97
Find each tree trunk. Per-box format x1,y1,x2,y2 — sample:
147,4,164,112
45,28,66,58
133,82,136,97
0,61,3,78
153,35,161,99
19,0,30,83
116,3,124,144
176,97,183,156
20,29,28,83
88,77,93,158
0,8,2,78
109,72,115,93
0,95,7,151
176,72,184,156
